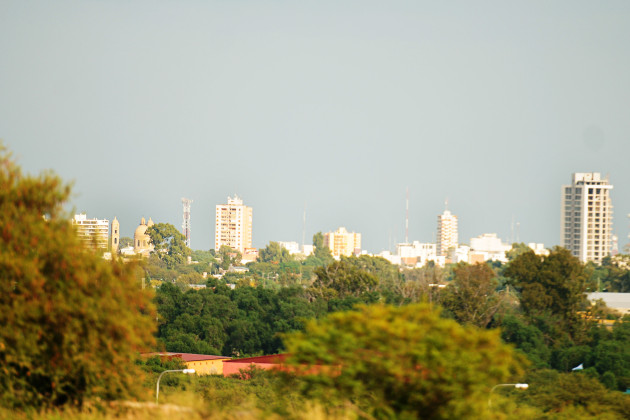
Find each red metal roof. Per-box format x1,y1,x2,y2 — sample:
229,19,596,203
223,354,288,364
143,352,230,362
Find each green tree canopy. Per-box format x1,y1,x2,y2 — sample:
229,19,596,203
259,241,293,264
441,262,507,328
217,245,242,270
0,147,155,409
311,260,378,298
281,303,525,419
146,222,191,269
504,248,590,340
311,232,334,264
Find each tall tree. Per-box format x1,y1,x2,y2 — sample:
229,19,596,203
259,241,293,264
146,222,191,269
0,146,155,408
504,248,590,340
312,232,334,263
441,262,507,328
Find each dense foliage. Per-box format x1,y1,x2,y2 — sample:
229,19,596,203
0,147,155,409
282,303,525,419
3,142,630,417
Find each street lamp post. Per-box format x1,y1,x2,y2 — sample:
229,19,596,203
156,368,196,404
488,383,528,409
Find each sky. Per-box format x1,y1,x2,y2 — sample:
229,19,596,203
1,0,629,253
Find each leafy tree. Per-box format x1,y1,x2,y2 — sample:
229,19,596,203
497,314,551,368
118,236,133,248
311,232,334,264
311,260,378,299
218,245,242,270
600,255,630,292
399,264,448,304
259,241,293,264
189,249,220,275
441,263,507,328
0,147,155,408
506,242,533,261
518,369,630,418
342,255,401,292
281,303,525,419
504,248,590,341
146,222,191,269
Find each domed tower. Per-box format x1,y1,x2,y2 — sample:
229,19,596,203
111,217,120,253
134,217,154,256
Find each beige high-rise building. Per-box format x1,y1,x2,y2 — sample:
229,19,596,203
437,208,458,257
111,217,120,253
72,214,109,250
215,195,253,253
323,227,361,258
561,173,613,264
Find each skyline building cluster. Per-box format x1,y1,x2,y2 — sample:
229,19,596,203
72,172,616,266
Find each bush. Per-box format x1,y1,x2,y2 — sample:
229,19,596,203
0,147,155,408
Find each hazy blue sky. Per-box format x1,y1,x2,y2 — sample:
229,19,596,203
2,1,629,252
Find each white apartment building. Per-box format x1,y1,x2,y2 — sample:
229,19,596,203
215,195,253,254
72,214,109,250
561,173,613,264
437,209,458,257
397,241,437,266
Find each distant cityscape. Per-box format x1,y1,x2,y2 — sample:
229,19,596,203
72,172,617,266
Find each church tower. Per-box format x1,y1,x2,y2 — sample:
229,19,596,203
111,217,120,253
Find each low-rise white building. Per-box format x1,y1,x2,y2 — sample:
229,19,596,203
278,241,301,255
397,242,437,266
450,245,470,264
528,243,550,256
469,233,511,263
377,250,402,266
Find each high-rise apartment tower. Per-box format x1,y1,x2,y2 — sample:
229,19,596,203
72,214,109,250
323,227,362,258
182,198,192,248
437,207,458,257
215,195,253,253
561,173,613,264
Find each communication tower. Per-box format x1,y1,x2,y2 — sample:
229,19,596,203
182,198,193,248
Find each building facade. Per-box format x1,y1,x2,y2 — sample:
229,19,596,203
397,241,437,266
437,209,458,257
134,217,155,256
561,172,613,264
215,195,253,253
469,233,511,263
72,214,109,250
111,217,120,253
323,227,361,258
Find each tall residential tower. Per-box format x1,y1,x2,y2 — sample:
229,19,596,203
215,195,253,253
437,207,458,257
561,173,613,264
324,227,362,258
72,214,109,250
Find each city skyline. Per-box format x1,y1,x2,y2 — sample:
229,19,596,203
2,1,629,251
